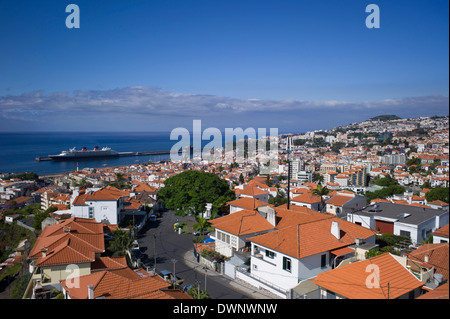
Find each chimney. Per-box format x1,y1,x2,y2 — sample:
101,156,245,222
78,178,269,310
331,221,340,239
88,285,94,299
63,226,71,233
424,255,429,263
41,248,48,258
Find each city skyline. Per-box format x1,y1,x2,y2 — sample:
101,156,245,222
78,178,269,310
0,0,448,132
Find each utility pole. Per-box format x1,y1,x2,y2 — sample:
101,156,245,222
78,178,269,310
203,267,208,292
171,259,178,288
287,136,292,209
153,234,157,273
387,282,390,299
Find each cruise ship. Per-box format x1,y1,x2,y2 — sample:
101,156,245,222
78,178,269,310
48,146,120,161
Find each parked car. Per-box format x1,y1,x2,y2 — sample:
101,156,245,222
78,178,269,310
193,230,210,236
158,270,184,286
103,233,114,242
132,247,142,260
182,284,194,293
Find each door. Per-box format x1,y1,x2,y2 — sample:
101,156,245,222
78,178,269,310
375,220,394,234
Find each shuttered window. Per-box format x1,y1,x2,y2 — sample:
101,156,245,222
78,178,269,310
283,257,291,272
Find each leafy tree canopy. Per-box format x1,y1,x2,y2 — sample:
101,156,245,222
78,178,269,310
425,187,449,204
374,174,398,187
158,170,235,216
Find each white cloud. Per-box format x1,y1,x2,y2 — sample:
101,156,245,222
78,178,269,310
0,87,448,128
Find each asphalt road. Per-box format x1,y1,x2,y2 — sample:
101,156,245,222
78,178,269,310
135,210,250,299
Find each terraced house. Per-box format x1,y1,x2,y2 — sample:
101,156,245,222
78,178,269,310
211,202,377,298
24,217,192,299
24,217,108,298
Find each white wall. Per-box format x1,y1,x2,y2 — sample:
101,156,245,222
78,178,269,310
230,205,244,214
250,243,334,292
72,200,120,224
71,205,90,219
347,213,375,230
89,200,119,225
291,201,320,211
240,193,269,203
433,235,449,244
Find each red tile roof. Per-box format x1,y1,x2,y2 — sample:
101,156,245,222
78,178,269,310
417,282,449,299
29,217,105,266
291,192,322,204
248,217,376,259
60,269,193,299
432,223,449,239
313,253,424,299
211,209,274,236
326,195,353,207
239,185,269,196
406,243,449,281
227,197,270,210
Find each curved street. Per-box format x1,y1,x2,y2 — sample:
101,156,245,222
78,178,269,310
136,210,251,299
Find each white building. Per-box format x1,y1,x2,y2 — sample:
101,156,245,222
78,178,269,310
247,218,376,295
347,202,449,245
71,186,130,225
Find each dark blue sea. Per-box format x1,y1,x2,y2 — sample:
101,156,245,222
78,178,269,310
0,132,176,175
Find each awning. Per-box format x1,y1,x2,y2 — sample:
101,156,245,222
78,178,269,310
330,247,354,256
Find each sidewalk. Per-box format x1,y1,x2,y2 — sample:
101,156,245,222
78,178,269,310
183,250,282,299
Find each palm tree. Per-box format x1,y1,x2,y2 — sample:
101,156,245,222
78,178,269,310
108,229,135,257
312,184,330,213
193,216,211,239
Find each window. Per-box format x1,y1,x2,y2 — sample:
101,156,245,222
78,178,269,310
326,290,336,299
265,250,275,259
88,207,94,219
400,230,411,239
355,222,362,226
282,257,291,272
321,254,327,268
217,231,230,244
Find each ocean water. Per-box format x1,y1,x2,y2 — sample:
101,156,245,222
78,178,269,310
0,132,175,175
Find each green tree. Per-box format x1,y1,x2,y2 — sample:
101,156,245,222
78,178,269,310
313,173,324,184
33,206,58,231
158,170,235,216
107,229,135,257
312,184,330,213
268,191,288,207
425,187,449,204
187,286,211,299
374,174,398,187
331,142,346,154
265,175,273,187
193,216,212,240
406,157,421,167
364,184,406,203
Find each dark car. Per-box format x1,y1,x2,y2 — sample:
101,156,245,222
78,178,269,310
132,247,142,259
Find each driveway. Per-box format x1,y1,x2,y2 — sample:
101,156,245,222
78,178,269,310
136,210,250,299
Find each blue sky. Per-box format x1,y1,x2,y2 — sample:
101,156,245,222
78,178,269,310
0,0,448,132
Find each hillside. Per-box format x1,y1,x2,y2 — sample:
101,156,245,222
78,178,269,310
369,114,401,122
